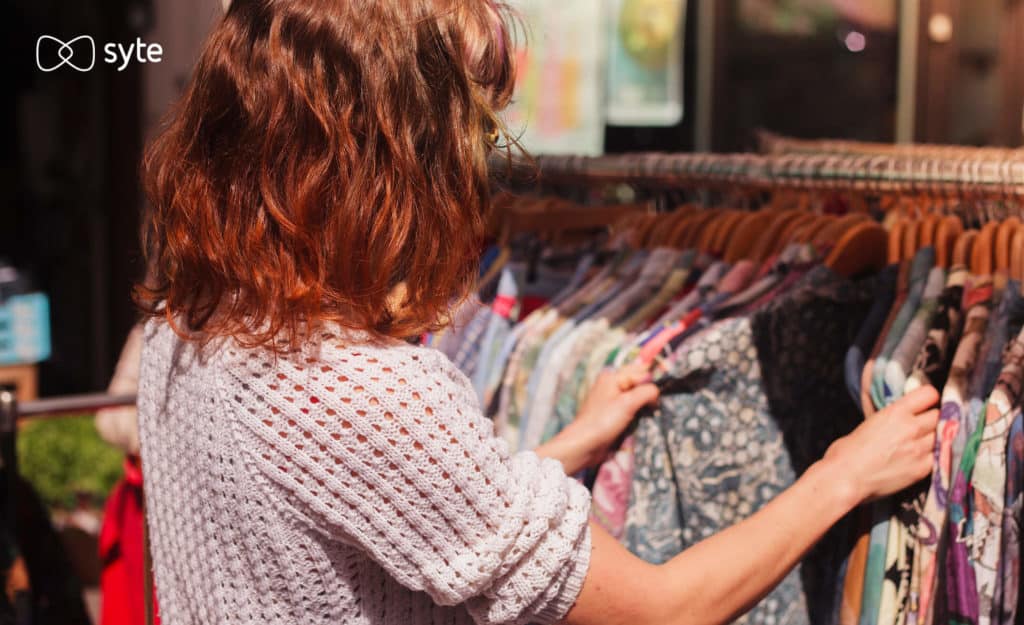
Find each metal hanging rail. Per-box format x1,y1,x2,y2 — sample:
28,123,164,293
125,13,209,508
523,152,1024,196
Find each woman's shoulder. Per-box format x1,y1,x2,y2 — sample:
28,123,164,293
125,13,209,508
139,318,474,403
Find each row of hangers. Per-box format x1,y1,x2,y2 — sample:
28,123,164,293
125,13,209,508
491,190,889,278
884,211,1024,281
491,185,1024,282
612,203,887,277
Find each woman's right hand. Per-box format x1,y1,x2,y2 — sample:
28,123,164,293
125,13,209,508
823,385,940,503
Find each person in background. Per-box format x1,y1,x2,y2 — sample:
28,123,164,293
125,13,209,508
95,325,154,625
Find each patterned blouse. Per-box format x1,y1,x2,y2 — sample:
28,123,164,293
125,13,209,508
625,266,875,625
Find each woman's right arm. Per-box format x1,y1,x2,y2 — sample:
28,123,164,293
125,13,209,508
564,385,940,625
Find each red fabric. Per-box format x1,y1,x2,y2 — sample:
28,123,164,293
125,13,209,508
491,294,516,319
100,456,159,625
519,295,548,319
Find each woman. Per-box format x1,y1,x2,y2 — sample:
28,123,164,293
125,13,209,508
135,1,940,624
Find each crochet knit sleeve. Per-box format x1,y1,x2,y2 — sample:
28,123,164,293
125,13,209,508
224,336,593,625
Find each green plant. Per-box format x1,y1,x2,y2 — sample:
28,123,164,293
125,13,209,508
17,415,123,510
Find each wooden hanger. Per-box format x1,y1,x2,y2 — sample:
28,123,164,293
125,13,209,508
768,189,801,212
952,230,978,268
825,222,888,277
709,211,747,256
640,213,670,248
698,210,739,254
724,211,775,263
995,217,1021,274
971,221,999,275
695,211,725,253
648,206,696,248
887,219,909,264
749,210,802,261
776,213,818,251
793,215,835,244
902,217,921,261
813,213,871,250
1012,223,1024,282
678,210,719,250
630,214,661,248
918,214,941,250
934,215,963,268
669,211,707,249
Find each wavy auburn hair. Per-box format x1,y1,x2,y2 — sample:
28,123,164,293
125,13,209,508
136,0,517,347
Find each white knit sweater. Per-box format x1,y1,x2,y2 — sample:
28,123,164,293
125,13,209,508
137,320,592,625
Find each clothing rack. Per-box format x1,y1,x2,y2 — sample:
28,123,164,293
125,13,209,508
756,130,1024,161
524,152,1024,197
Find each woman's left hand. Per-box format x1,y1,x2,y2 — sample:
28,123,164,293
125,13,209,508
535,360,660,474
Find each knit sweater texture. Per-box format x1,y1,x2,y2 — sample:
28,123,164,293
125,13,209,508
137,320,593,624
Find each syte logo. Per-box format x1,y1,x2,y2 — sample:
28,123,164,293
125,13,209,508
36,35,163,72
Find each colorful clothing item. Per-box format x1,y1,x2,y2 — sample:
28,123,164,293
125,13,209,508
471,267,520,402
626,266,875,625
995,407,1024,625
878,268,947,625
905,267,968,394
846,265,900,405
972,330,1024,625
917,277,994,625
944,403,986,625
842,262,911,625
590,434,636,539
871,249,936,409
884,267,947,401
903,267,969,625
862,256,935,625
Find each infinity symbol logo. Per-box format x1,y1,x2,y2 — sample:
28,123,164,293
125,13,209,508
36,35,96,72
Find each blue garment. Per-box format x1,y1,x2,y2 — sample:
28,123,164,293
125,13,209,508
871,247,935,409
844,264,899,405
472,267,519,401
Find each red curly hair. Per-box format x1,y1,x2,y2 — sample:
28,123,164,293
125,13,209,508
136,0,517,347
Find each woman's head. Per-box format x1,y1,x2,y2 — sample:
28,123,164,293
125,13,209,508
137,0,517,346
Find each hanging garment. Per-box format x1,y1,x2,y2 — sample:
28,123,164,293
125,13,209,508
883,266,948,400
877,267,948,625
863,254,935,625
625,266,875,625
972,325,1024,625
917,276,995,625
904,266,969,395
942,276,1014,625
845,265,900,406
522,249,681,450
589,433,636,538
842,261,913,625
994,406,1024,625
471,267,520,402
871,249,936,409
903,266,969,625
100,456,160,625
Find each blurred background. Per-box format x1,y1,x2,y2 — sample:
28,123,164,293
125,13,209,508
1,0,1022,623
